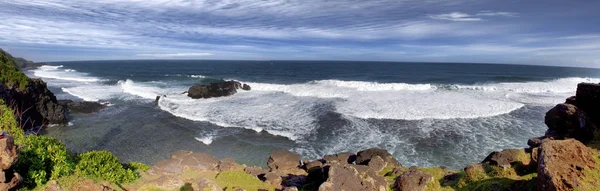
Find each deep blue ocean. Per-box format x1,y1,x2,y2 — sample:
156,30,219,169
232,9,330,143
28,60,600,169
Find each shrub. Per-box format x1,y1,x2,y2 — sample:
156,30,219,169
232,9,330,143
15,135,75,188
126,161,150,172
75,150,139,184
0,49,29,90
0,100,25,143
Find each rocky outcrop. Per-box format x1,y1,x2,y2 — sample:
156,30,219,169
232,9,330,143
318,163,387,191
544,103,596,142
1,79,67,125
356,148,402,167
267,149,301,171
187,81,251,99
58,100,106,114
0,133,22,190
482,149,531,169
393,168,433,191
322,152,356,164
575,83,600,125
537,139,597,191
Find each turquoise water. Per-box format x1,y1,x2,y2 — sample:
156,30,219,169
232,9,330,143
31,61,600,169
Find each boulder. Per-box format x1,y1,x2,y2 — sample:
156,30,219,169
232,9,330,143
267,149,301,171
356,148,401,167
318,163,387,191
393,168,434,191
537,139,597,191
303,160,323,171
367,156,387,172
262,172,282,188
244,166,268,177
322,152,356,164
242,84,251,91
575,83,600,125
187,81,246,99
544,103,596,143
0,134,17,170
481,149,530,169
527,136,546,148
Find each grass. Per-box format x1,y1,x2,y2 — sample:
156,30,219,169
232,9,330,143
576,151,600,191
213,170,275,191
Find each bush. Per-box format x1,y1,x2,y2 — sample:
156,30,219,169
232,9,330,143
15,135,76,188
75,150,139,184
0,49,29,90
0,100,25,143
126,161,150,172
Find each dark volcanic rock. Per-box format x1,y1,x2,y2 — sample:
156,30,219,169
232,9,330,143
393,168,433,191
242,84,251,91
482,149,531,168
58,100,106,114
537,139,596,191
544,103,596,143
1,79,67,125
356,148,401,167
267,149,301,171
187,81,247,99
575,83,600,125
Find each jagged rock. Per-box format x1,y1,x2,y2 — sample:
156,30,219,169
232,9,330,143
318,163,387,191
262,172,282,188
242,84,251,91
527,136,546,148
537,139,597,191
322,152,356,164
0,134,17,170
2,79,67,125
545,103,596,143
393,168,433,191
244,166,268,177
267,149,301,171
575,83,600,125
356,148,401,167
367,156,387,172
565,96,577,105
58,100,106,114
187,81,246,99
193,178,221,191
482,149,530,168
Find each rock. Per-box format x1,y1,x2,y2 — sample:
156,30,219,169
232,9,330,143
356,148,401,167
283,186,299,191
58,100,106,114
0,134,17,170
193,178,221,191
531,147,539,164
0,172,21,190
322,152,356,164
242,84,251,91
187,81,246,99
393,168,434,191
544,103,596,143
537,139,597,191
267,149,301,171
575,83,600,125
442,172,460,186
319,163,387,191
367,156,387,172
244,166,268,177
385,166,405,177
481,149,530,169
565,96,577,105
218,158,243,171
303,160,323,171
1,78,67,125
262,172,282,188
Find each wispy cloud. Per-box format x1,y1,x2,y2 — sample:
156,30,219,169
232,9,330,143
429,11,518,22
136,53,214,57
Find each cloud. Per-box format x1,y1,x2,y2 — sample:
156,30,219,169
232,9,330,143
429,11,518,22
136,53,214,57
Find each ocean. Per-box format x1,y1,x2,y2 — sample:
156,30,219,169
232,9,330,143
28,60,600,170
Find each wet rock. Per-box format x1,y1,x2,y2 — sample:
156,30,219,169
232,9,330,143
322,152,356,164
187,81,246,99
544,103,596,143
58,100,107,114
537,139,597,191
242,84,251,91
393,168,433,191
267,149,301,171
356,148,401,167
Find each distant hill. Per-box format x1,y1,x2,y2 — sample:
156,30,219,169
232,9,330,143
13,56,45,69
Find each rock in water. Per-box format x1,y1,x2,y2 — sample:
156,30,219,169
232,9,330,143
187,81,248,99
544,103,596,143
242,84,251,91
537,139,597,191
58,100,107,114
267,149,301,171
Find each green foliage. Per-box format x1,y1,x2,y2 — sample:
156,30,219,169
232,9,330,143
74,150,139,184
180,183,194,191
214,170,275,191
0,100,25,143
127,161,151,172
0,49,29,90
15,135,76,188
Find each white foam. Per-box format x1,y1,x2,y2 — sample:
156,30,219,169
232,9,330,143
195,136,214,145
314,80,435,91
119,79,184,99
33,67,102,82
39,65,63,70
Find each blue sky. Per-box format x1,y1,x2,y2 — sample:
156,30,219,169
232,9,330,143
0,0,599,67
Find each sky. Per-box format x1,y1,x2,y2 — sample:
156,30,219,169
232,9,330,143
0,0,599,68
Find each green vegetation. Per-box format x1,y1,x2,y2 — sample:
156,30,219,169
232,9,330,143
15,135,75,188
576,151,600,191
75,150,139,184
0,49,29,90
214,170,275,191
